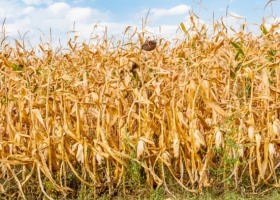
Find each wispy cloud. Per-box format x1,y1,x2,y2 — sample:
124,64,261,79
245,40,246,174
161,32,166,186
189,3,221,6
22,0,52,5
150,4,191,19
0,1,194,47
1,1,111,47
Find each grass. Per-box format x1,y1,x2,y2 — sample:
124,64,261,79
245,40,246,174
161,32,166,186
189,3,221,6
1,14,280,199
75,187,280,200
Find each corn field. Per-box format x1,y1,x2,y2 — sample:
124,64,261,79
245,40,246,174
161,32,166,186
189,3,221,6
1,16,280,199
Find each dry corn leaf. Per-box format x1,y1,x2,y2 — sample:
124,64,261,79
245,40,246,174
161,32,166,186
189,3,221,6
204,100,228,117
255,134,264,179
137,140,145,159
162,151,171,166
215,129,223,149
272,119,280,136
268,143,275,157
173,138,180,158
194,130,206,149
91,92,99,103
32,109,46,129
76,143,84,164
248,126,254,140
0,183,4,193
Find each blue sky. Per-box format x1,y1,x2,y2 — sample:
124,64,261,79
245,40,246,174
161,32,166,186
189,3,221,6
73,0,278,22
0,0,279,46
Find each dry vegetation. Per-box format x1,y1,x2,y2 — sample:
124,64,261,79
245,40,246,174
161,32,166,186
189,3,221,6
1,15,280,199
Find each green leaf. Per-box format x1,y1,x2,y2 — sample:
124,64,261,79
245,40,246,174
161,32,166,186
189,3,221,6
268,50,277,56
231,42,244,60
266,56,273,62
231,42,240,50
32,86,39,93
260,24,268,35
270,68,276,77
230,71,236,79
235,62,242,72
269,79,274,86
11,63,23,71
235,51,244,61
1,97,6,104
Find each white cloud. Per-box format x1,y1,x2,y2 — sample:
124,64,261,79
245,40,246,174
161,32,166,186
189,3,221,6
0,1,192,48
47,2,71,15
150,4,190,19
0,0,22,19
67,7,93,22
1,1,111,47
22,6,36,15
22,0,52,5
